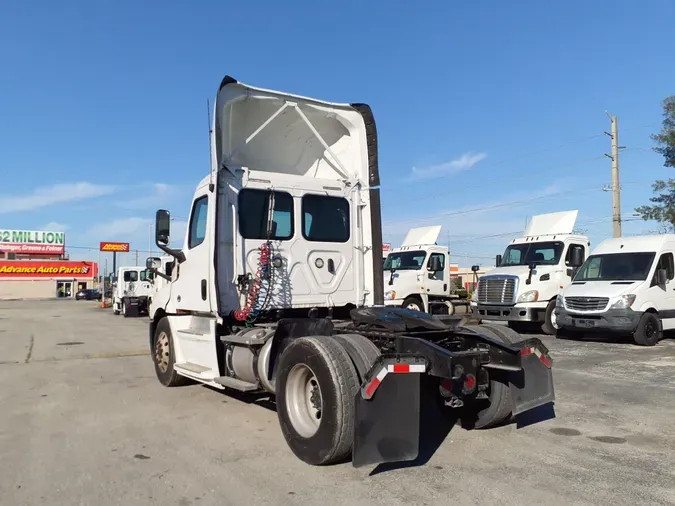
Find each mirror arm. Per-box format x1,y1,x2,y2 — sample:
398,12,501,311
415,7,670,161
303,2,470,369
157,243,186,263
150,268,171,281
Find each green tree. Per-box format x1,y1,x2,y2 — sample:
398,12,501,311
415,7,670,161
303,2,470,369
635,96,675,231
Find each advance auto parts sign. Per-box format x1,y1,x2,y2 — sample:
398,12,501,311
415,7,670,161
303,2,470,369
0,261,97,279
100,242,130,252
0,229,65,254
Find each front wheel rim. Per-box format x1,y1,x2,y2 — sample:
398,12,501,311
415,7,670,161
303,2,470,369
645,320,656,339
155,331,170,373
551,309,559,329
285,364,323,438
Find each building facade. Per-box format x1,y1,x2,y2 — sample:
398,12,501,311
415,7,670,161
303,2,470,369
0,229,98,300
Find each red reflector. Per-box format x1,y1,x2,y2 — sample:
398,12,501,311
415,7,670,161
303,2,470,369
539,354,552,368
520,347,533,357
365,378,381,397
464,374,476,389
393,364,410,373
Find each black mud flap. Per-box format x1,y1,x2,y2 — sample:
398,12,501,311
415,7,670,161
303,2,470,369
352,373,421,468
509,340,555,416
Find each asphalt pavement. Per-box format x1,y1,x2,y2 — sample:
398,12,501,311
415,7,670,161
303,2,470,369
1,299,674,506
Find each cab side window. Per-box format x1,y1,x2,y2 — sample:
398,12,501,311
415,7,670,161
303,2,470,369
188,196,209,249
427,253,445,271
565,244,585,267
655,252,674,281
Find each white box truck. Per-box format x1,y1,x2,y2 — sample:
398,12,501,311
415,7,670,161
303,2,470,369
472,210,589,334
147,74,555,468
383,225,463,314
556,234,675,346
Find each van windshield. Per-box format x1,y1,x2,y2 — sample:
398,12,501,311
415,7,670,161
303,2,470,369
383,250,426,271
500,241,564,267
574,252,655,281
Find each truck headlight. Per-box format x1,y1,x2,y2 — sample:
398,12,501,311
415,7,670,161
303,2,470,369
610,294,636,309
556,295,564,307
517,290,539,303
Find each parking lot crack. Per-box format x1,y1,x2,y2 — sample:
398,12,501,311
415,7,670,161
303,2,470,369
25,334,34,364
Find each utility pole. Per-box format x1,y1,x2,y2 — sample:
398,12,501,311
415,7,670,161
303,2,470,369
135,250,139,265
604,114,625,238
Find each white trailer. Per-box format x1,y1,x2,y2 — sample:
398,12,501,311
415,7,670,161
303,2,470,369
383,225,462,314
147,74,555,468
112,266,152,317
472,210,589,334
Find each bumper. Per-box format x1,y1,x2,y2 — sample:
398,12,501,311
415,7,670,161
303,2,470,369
555,307,642,332
472,304,544,323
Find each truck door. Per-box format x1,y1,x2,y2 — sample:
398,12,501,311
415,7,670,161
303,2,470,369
424,252,448,296
299,193,356,307
172,185,212,312
652,250,675,330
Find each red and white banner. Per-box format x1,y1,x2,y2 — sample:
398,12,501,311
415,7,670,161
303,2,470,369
0,261,97,279
382,243,391,254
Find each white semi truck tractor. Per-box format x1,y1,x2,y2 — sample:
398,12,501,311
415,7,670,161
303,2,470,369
383,225,462,314
147,74,555,468
112,266,153,317
472,210,589,335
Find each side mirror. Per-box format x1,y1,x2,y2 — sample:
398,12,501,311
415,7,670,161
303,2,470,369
657,268,667,285
155,209,171,246
146,257,162,270
569,247,584,268
495,254,502,267
471,265,480,273
428,256,442,272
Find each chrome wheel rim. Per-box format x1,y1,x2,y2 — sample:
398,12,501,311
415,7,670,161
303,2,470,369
285,364,322,438
155,331,170,373
551,309,559,329
406,302,421,311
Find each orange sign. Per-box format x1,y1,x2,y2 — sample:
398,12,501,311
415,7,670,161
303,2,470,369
100,242,130,252
0,261,97,279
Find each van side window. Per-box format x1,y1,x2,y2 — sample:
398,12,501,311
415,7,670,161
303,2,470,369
565,244,585,267
238,189,294,240
188,196,209,249
427,253,445,271
655,252,674,280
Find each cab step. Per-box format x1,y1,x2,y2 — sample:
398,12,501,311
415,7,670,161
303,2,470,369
174,362,211,374
213,376,260,392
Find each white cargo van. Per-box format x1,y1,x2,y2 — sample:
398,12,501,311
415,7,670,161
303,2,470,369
472,210,589,334
555,234,675,346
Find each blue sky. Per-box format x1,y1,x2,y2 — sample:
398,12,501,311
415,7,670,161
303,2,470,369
1,0,673,271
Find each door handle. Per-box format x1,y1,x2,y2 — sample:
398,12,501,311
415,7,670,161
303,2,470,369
201,279,207,300
327,259,335,274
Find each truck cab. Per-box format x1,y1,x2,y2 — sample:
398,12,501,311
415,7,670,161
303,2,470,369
472,210,589,334
112,266,153,317
383,225,454,313
146,74,555,469
556,234,675,346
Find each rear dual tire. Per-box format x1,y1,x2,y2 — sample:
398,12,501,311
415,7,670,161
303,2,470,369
464,324,519,429
275,334,380,466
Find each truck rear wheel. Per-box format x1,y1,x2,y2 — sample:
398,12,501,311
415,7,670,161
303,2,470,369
464,324,518,429
275,335,359,465
332,333,381,382
152,317,190,387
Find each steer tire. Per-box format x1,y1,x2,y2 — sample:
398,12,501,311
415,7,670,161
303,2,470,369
402,296,423,312
540,300,558,335
463,324,517,429
276,335,359,466
332,333,381,382
633,312,661,346
152,317,190,387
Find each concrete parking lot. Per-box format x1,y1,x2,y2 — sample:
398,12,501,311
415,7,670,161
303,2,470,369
1,300,675,506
